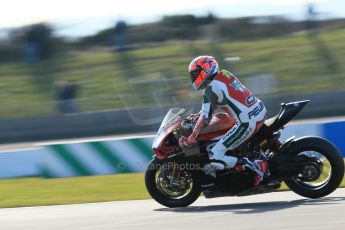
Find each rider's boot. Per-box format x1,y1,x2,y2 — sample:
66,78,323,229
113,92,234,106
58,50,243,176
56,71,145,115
234,157,280,188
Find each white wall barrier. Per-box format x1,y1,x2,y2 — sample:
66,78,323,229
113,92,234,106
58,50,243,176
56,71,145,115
0,148,42,179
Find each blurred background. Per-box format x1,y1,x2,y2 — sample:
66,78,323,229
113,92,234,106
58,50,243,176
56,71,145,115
0,0,344,144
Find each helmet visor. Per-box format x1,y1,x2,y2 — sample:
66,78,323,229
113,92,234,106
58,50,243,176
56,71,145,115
190,65,204,90
189,65,203,82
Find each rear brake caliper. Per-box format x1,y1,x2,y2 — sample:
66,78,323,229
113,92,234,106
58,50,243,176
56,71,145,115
294,156,323,181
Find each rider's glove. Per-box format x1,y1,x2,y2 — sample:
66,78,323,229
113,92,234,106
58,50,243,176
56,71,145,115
179,135,197,148
186,113,200,123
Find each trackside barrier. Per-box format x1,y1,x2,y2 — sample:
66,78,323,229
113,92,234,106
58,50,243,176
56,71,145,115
0,119,344,178
0,148,41,178
40,138,154,178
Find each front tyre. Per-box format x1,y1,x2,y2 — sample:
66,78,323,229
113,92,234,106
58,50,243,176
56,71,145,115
145,159,201,208
284,137,344,198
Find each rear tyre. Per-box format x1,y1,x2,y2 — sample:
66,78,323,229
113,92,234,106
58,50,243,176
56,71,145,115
145,159,201,208
283,137,344,198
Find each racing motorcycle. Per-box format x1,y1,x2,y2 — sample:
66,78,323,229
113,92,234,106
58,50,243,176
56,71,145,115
145,100,345,208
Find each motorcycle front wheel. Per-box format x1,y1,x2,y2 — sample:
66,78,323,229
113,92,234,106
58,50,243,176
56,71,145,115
145,158,201,208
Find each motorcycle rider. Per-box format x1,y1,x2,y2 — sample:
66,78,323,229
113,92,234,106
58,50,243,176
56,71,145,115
179,55,278,191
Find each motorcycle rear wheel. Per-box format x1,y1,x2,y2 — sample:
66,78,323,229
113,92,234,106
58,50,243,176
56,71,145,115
283,137,344,198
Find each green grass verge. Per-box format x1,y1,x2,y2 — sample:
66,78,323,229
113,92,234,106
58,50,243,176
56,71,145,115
0,172,344,208
0,173,149,208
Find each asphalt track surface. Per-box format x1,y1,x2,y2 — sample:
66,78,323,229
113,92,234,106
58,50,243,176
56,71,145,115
1,188,345,230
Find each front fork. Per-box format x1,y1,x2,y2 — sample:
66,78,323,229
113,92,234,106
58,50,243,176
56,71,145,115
170,164,182,186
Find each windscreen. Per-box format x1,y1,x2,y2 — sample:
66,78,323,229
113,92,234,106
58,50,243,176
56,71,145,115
152,108,192,148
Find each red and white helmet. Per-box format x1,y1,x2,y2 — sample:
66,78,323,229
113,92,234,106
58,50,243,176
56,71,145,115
189,55,219,90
